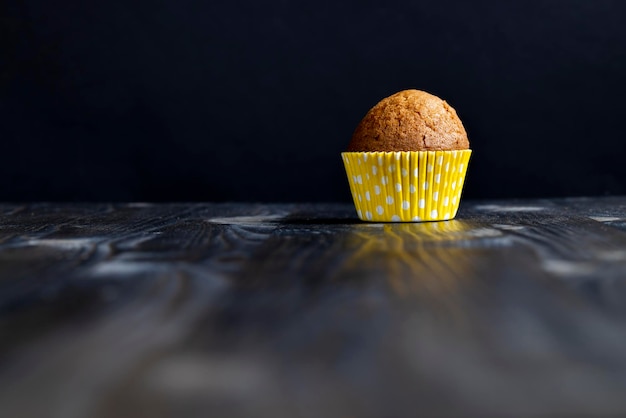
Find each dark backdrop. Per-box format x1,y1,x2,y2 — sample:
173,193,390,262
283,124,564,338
3,0,626,202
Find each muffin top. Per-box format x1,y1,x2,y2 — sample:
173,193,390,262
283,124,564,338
346,89,470,152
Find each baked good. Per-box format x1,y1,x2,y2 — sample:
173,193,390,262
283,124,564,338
342,89,472,222
347,89,469,152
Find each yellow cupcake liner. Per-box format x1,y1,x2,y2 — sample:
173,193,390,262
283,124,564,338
341,150,471,222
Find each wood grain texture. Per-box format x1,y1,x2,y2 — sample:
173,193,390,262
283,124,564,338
2,198,626,417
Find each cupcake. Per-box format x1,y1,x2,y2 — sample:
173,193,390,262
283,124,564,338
342,89,471,222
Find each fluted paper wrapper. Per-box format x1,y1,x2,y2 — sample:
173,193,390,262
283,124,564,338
342,150,471,222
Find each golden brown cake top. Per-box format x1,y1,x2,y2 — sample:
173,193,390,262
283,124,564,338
346,89,470,152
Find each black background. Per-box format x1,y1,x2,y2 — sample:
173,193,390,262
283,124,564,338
3,0,626,202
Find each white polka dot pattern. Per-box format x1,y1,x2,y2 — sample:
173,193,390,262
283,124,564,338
342,150,471,222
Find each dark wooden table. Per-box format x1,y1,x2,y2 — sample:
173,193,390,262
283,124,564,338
2,198,626,417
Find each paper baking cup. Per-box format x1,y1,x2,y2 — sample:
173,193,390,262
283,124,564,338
342,150,471,222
